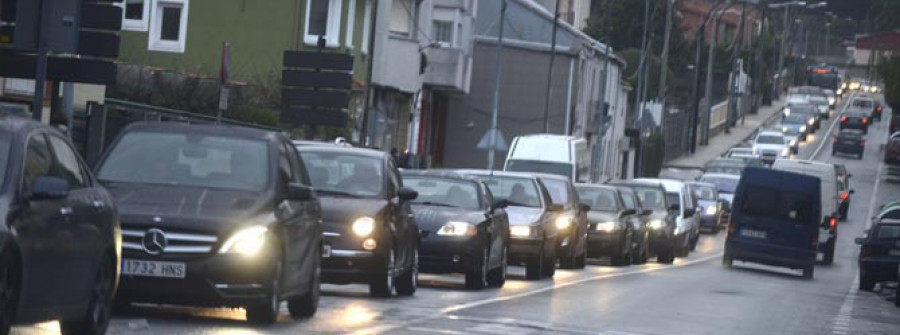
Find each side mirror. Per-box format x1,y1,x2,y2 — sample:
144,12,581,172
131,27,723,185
642,209,653,216
29,176,70,201
854,237,866,245
683,208,696,218
721,201,732,212
668,204,680,212
492,199,510,211
548,204,564,212
619,209,637,218
398,187,419,201
849,189,855,194
580,203,591,212
287,183,315,201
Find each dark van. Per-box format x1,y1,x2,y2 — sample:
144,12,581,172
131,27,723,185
723,167,820,279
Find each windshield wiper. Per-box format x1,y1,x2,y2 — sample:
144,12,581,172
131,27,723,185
507,200,537,208
414,201,457,208
315,189,362,198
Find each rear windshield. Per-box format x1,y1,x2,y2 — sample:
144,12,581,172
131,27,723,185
576,187,618,212
506,160,572,180
739,185,816,224
874,225,900,240
852,99,874,109
479,176,541,208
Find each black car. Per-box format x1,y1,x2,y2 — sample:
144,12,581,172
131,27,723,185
856,219,900,291
688,182,723,234
401,171,509,289
535,174,589,269
575,184,646,266
613,185,652,264
785,104,820,132
459,170,561,280
608,180,677,264
296,146,419,298
0,116,120,334
837,179,854,221
832,129,866,159
97,123,322,323
840,110,870,134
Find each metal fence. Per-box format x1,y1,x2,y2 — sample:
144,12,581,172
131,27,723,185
663,106,691,162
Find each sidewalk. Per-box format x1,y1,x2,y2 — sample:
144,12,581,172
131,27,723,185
668,97,785,167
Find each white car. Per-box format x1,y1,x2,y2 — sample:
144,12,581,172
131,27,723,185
752,130,791,164
725,147,756,158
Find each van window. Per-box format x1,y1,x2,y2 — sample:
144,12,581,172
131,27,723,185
506,160,572,180
740,185,815,223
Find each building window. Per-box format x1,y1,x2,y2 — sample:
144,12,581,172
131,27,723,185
362,0,372,53
433,20,453,47
121,0,150,31
148,0,189,53
305,0,342,47
346,0,357,48
390,0,414,38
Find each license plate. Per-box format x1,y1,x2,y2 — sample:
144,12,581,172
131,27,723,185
740,229,767,239
889,249,900,257
322,244,332,258
121,259,186,279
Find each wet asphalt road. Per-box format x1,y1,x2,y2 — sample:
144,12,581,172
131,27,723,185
12,94,900,334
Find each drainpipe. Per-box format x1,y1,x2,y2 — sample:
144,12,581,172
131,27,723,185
564,57,575,135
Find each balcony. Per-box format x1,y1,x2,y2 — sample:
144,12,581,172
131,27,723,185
373,35,422,94
424,47,470,92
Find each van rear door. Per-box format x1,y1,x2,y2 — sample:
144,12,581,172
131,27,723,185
733,168,821,252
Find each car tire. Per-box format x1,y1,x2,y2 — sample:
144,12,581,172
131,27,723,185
287,257,320,319
676,235,690,258
822,238,835,265
657,244,675,264
465,246,489,290
802,266,814,279
0,250,19,335
246,267,281,324
611,235,631,266
542,245,557,278
394,249,418,296
369,249,395,298
575,249,587,269
60,253,115,335
722,254,733,268
859,152,864,159
859,276,876,291
633,239,649,265
525,245,544,280
689,233,699,252
486,247,507,288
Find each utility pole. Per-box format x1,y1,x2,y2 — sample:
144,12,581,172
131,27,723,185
702,13,720,145
727,2,747,133
594,0,612,182
754,2,767,111
360,0,381,147
825,21,831,60
658,0,675,102
542,0,562,134
31,0,49,121
634,0,651,177
487,0,508,170
776,5,790,95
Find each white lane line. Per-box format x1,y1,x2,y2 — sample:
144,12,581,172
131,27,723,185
812,92,857,160
353,252,724,334
406,326,469,334
829,160,884,335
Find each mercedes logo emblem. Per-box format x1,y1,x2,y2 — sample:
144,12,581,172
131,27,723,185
142,228,168,255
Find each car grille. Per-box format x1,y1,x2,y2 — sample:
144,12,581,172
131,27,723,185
122,227,219,254
761,150,777,157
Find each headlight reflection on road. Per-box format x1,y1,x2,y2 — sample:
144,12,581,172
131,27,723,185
338,305,378,326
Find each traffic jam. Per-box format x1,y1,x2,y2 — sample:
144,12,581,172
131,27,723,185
2,77,899,334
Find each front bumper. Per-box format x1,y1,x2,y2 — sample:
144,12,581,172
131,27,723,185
699,214,718,229
647,228,675,253
116,251,279,308
509,237,544,263
586,231,624,257
418,235,482,274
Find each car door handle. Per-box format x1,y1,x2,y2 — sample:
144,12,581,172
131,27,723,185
60,207,74,215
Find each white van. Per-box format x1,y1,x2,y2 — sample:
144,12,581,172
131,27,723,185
504,134,590,183
771,159,839,264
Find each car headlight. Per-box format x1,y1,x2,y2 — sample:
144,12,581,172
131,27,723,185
781,148,790,157
219,226,268,255
808,119,815,125
837,89,843,95
789,139,797,147
829,98,836,105
352,217,376,237
705,206,717,215
510,226,533,238
783,108,791,117
595,221,618,232
752,147,759,155
648,219,666,230
800,125,807,132
436,221,477,236
555,215,572,230
782,127,789,133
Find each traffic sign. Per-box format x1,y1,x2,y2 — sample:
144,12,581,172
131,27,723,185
477,128,507,151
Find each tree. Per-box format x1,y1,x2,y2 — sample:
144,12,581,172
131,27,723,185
878,56,900,109
873,0,900,31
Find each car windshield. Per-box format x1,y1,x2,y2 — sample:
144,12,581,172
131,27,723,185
701,176,739,193
0,133,9,190
852,99,874,108
404,176,480,210
632,186,666,209
692,185,717,200
97,131,269,191
478,175,541,208
541,178,570,205
809,97,827,104
874,224,900,240
300,151,384,198
577,187,618,212
789,106,817,114
728,149,752,156
784,114,808,124
665,193,680,207
756,135,784,144
782,127,801,136
506,160,572,180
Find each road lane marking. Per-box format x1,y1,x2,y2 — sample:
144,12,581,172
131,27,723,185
812,92,857,160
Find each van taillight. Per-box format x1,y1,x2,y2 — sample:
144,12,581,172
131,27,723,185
840,192,849,201
863,118,869,125
829,217,837,227
841,116,847,123
877,106,883,112
860,140,866,147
